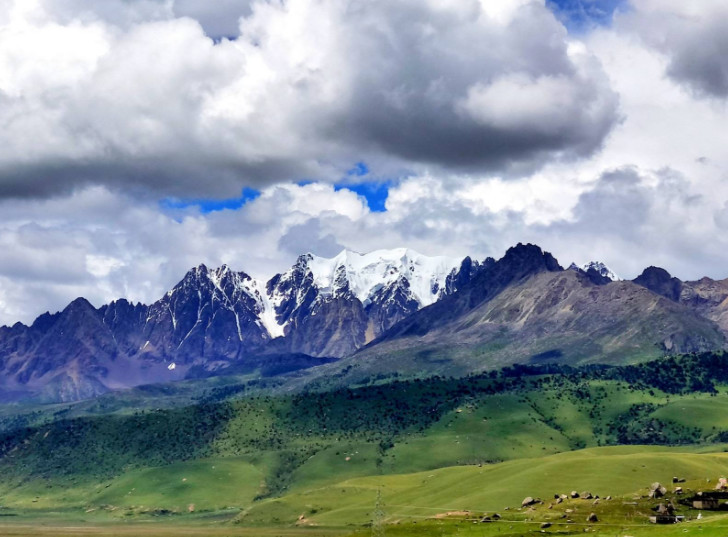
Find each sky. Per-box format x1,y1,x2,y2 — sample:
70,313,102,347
0,0,727,325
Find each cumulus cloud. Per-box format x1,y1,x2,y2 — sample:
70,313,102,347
0,0,618,199
620,0,728,98
40,0,253,36
0,182,376,324
2,161,728,327
3,0,728,327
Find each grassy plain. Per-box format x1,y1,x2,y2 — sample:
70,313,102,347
2,354,728,534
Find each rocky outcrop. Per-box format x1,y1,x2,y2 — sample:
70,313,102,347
634,267,683,302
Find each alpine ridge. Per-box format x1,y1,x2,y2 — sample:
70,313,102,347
0,249,473,401
299,244,727,388
1,243,727,402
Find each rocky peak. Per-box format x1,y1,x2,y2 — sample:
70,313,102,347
499,243,562,279
30,311,60,332
633,266,683,302
65,296,95,311
168,264,211,293
444,256,491,295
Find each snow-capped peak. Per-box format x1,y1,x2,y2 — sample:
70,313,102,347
572,261,620,281
166,249,466,341
304,248,464,307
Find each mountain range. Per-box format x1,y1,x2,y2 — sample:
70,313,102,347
1,243,727,402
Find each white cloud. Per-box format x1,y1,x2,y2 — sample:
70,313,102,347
619,0,728,99
2,0,728,328
0,0,617,198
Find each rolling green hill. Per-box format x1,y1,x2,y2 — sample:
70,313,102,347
2,352,728,531
240,445,728,526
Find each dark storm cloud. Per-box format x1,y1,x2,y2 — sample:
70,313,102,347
620,2,728,99
665,16,728,98
341,1,617,172
41,0,253,37
0,0,619,199
0,156,323,200
174,0,253,37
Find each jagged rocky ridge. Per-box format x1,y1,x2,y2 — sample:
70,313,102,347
0,249,477,401
298,244,728,388
1,244,728,402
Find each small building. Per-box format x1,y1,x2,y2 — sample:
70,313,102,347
650,502,678,524
693,498,721,510
649,514,678,524
689,491,728,510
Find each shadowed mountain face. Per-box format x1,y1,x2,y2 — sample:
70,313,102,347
0,244,727,402
264,251,485,357
0,250,477,402
299,244,727,388
633,267,728,336
633,266,683,301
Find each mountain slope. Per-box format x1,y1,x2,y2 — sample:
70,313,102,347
5,353,728,524
633,267,728,336
3,244,728,403
0,249,470,401
265,249,472,356
300,244,725,386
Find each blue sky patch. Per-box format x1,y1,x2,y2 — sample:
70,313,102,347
161,187,261,214
336,181,389,213
546,0,626,32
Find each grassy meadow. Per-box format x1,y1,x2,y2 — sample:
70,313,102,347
1,353,728,534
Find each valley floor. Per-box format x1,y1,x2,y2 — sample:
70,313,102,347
4,445,728,535
4,355,728,535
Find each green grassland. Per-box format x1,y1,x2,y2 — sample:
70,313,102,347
1,352,728,535
239,445,728,526
4,446,728,535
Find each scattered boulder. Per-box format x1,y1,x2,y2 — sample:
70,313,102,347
649,483,667,498
715,477,728,490
492,513,501,520
570,491,580,498
592,499,599,506
480,516,492,523
560,494,568,500
581,492,593,500
541,522,551,529
522,497,538,507
555,497,563,504
587,513,598,523
674,487,683,495
605,496,612,501
654,503,675,515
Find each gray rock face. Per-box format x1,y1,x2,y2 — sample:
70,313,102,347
138,264,271,364
3,243,728,403
634,267,683,301
312,244,727,389
0,249,474,401
265,250,477,357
